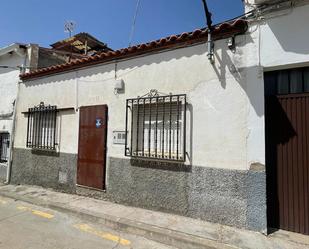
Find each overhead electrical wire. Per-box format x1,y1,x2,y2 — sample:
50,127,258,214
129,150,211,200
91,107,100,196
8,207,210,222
201,0,213,30
129,0,142,47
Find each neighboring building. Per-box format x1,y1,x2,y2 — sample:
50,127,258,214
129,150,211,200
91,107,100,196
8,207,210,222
0,43,35,182
9,0,309,236
0,33,109,183
50,32,113,56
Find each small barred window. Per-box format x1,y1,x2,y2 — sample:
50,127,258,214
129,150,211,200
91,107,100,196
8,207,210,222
0,132,10,163
125,91,186,162
26,102,58,150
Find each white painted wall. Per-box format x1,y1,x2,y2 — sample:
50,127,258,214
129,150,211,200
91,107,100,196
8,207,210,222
260,3,309,69
14,32,263,171
245,2,309,167
0,54,22,133
0,48,27,173
244,0,275,9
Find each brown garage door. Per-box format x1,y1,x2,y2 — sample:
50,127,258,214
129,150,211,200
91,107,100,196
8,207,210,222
265,68,309,235
77,105,108,190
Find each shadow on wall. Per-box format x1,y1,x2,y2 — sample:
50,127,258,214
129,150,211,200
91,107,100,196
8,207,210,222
211,34,264,117
130,159,191,172
265,95,296,231
186,103,193,165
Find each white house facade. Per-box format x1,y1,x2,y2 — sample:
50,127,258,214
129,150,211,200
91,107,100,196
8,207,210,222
9,0,309,235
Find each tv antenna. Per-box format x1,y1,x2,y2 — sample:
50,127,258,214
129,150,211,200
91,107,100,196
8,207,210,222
64,21,76,38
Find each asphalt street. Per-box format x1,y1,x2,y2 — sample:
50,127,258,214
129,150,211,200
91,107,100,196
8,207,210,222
0,195,175,249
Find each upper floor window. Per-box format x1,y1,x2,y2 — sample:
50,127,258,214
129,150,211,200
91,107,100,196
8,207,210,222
125,90,186,162
26,102,58,150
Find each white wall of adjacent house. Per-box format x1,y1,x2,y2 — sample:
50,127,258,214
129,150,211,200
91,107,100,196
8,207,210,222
245,1,309,165
0,52,24,174
14,31,263,172
244,0,277,11
0,54,21,132
259,2,309,69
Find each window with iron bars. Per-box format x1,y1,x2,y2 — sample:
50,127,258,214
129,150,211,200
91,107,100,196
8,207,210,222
125,92,186,162
26,102,58,150
0,132,10,163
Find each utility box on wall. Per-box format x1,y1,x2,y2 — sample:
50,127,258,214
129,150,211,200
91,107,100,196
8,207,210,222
113,131,126,144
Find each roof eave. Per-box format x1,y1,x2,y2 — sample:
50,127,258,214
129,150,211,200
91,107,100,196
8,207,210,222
21,19,248,81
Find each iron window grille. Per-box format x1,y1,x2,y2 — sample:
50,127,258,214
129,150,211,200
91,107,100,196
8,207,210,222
125,90,186,162
26,102,58,150
0,132,10,163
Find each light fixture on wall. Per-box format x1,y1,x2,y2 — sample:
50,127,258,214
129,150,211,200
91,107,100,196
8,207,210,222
114,79,125,95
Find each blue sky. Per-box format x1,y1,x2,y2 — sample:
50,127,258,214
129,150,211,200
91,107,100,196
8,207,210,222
0,0,244,50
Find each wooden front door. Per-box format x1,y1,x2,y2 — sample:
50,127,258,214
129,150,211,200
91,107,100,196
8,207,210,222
77,105,108,190
265,69,309,235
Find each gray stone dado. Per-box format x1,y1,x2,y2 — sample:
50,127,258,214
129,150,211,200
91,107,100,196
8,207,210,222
108,157,266,232
9,150,266,232
11,148,77,193
0,164,7,182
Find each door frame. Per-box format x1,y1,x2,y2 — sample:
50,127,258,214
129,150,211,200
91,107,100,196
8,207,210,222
77,105,108,191
264,68,309,234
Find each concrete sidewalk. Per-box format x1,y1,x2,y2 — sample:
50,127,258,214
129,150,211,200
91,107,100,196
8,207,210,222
0,184,308,249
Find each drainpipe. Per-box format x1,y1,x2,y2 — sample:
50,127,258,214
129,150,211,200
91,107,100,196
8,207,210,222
5,77,23,184
207,32,214,63
5,97,17,184
75,71,79,111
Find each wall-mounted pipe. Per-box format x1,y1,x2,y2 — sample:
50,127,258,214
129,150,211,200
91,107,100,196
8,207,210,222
201,0,214,63
207,32,214,63
5,52,27,184
5,96,18,184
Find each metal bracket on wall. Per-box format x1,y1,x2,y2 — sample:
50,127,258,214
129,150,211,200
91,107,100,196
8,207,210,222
138,89,173,99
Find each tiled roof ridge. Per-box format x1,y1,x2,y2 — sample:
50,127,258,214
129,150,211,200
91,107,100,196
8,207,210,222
21,19,247,80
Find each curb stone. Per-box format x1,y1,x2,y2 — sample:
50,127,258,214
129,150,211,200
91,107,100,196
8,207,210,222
0,189,235,249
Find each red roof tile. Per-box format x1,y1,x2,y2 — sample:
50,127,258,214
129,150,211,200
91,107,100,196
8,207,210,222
21,19,247,80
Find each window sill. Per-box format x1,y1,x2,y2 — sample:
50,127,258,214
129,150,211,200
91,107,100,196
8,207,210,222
132,151,184,160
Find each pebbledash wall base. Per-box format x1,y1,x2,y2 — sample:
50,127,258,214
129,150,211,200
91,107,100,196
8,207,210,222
0,164,7,182
10,149,267,233
11,148,77,193
108,157,267,233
